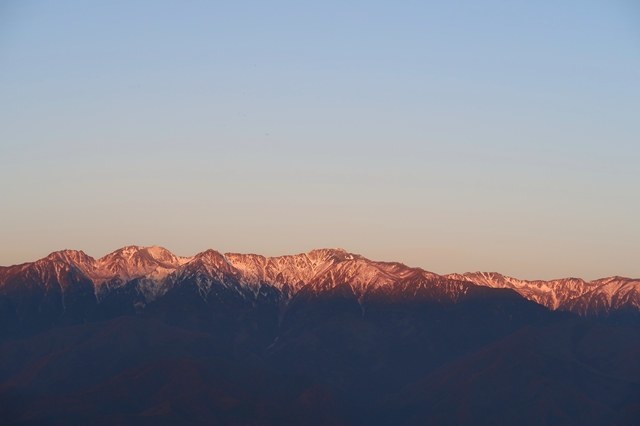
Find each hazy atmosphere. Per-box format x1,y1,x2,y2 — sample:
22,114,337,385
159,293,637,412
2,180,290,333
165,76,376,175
1,0,639,280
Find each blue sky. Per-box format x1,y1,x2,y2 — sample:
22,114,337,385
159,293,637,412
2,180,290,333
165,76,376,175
1,1,639,279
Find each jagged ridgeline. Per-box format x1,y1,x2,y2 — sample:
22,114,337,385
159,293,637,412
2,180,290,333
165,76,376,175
1,246,639,425
0,246,638,336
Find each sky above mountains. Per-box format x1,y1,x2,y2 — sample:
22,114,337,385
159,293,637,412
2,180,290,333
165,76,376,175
1,1,639,279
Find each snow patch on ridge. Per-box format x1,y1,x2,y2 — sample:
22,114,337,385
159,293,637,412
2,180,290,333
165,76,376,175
1,246,637,315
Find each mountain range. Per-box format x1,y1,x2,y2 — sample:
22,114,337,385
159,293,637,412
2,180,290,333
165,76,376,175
1,246,638,323
1,246,639,425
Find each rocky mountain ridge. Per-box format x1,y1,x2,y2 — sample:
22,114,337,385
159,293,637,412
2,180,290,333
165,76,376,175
1,246,638,316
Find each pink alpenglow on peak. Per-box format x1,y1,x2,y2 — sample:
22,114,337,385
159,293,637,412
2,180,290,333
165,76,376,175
0,246,638,315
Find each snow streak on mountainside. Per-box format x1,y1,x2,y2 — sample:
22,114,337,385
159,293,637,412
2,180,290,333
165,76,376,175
447,272,640,315
0,246,638,315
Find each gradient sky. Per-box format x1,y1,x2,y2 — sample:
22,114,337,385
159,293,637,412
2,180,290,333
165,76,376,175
1,1,639,280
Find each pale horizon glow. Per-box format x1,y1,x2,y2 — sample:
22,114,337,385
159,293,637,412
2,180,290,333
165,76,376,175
1,1,639,280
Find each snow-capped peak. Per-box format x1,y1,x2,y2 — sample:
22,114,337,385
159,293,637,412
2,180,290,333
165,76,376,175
447,271,637,313
92,245,186,283
43,249,96,268
2,246,638,316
